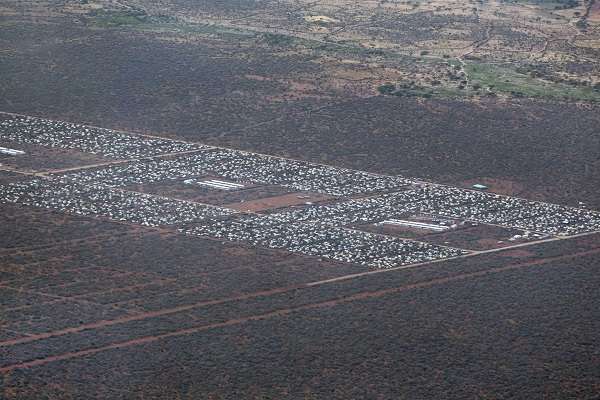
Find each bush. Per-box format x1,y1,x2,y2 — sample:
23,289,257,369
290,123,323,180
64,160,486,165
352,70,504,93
377,83,396,95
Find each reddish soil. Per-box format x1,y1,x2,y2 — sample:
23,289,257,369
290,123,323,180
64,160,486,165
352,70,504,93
458,177,526,197
360,220,532,251
475,238,509,249
225,192,332,212
589,1,600,22
127,179,295,206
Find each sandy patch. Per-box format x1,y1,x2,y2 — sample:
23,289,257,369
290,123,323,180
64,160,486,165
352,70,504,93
224,192,331,212
588,2,600,23
459,178,526,197
304,15,339,24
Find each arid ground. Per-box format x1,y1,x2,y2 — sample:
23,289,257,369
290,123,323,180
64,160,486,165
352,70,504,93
1,0,600,398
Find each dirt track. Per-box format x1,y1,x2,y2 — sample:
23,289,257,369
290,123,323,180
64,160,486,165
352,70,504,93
2,242,599,373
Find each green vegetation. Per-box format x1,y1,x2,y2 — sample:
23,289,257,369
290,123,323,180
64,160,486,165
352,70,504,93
87,9,388,60
464,61,600,102
377,83,397,95
84,8,599,104
88,7,180,28
88,9,149,27
377,81,436,98
376,59,600,103
171,22,256,39
88,10,256,41
262,33,297,47
500,0,579,9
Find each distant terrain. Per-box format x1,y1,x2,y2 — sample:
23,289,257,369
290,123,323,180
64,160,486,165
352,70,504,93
2,0,600,207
